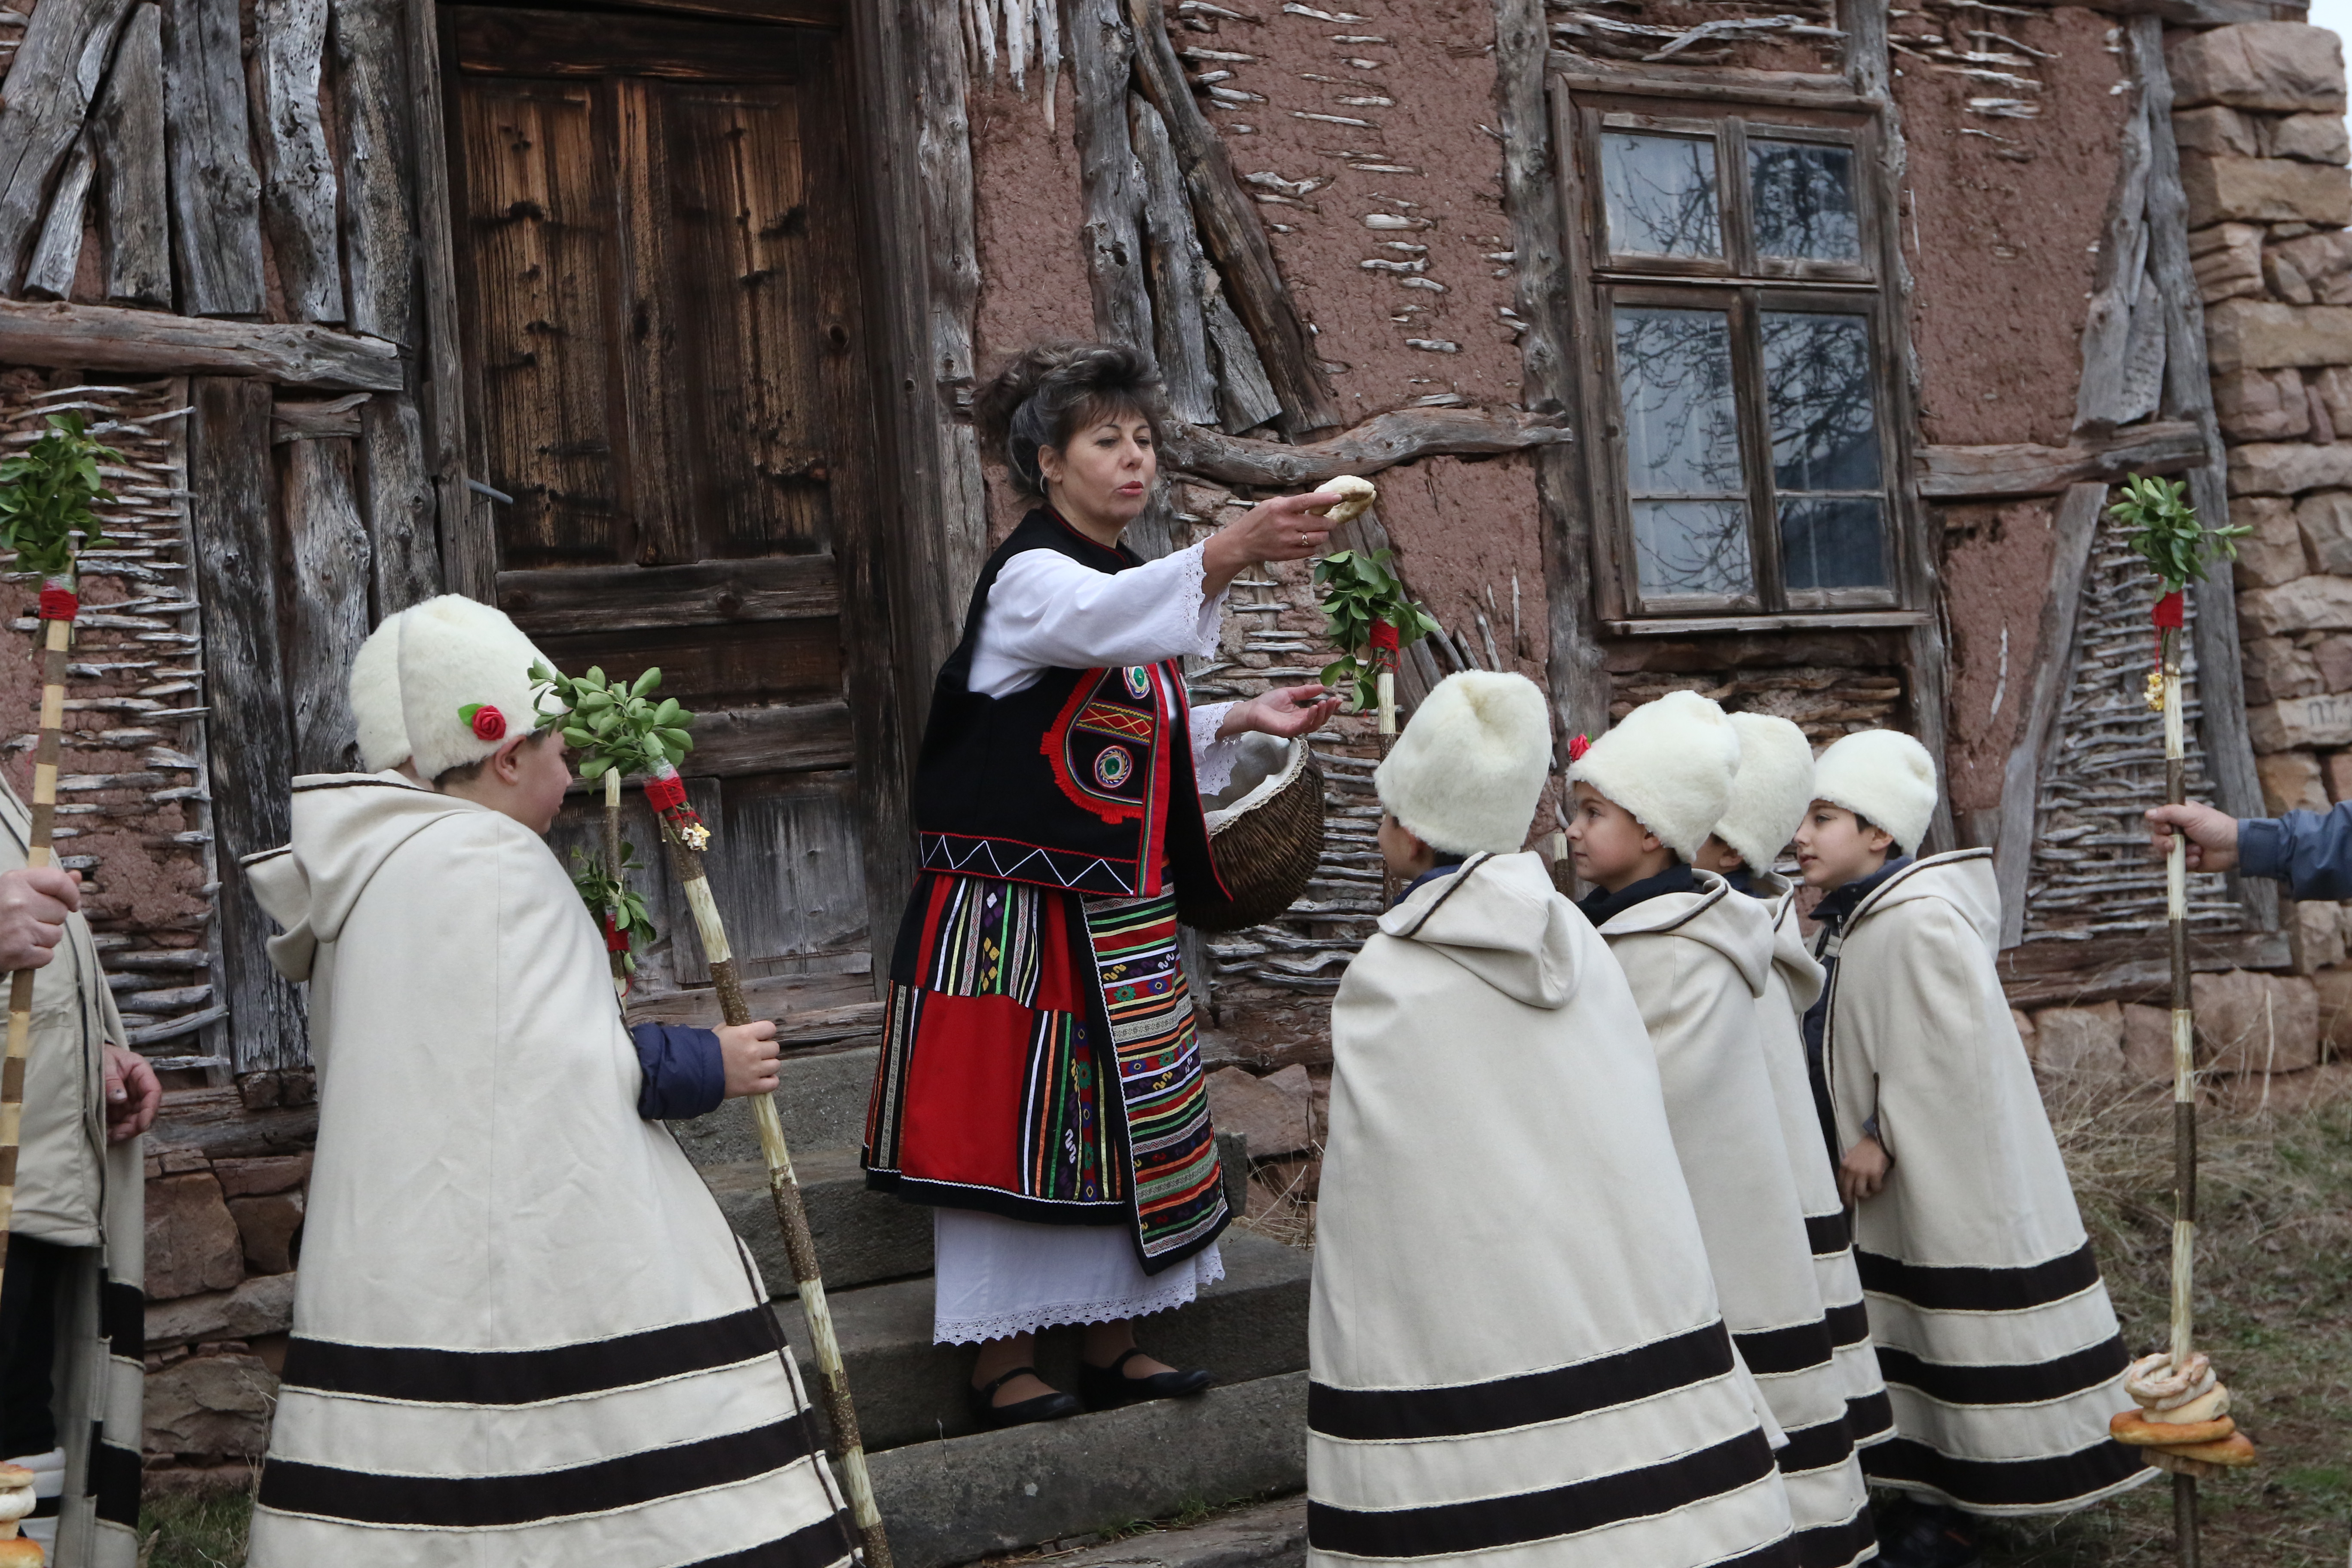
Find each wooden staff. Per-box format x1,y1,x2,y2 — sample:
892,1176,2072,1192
602,767,628,996
2157,589,2199,1566
0,579,77,1299
643,763,891,1568
1373,618,1398,907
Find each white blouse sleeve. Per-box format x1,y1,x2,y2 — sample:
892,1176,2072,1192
1190,701,1243,796
967,543,1229,700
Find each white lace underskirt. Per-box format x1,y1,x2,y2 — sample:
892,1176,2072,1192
931,1208,1225,1345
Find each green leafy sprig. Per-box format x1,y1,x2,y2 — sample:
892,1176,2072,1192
1312,548,1440,712
531,662,695,780
0,413,120,577
567,842,657,974
2108,475,2251,594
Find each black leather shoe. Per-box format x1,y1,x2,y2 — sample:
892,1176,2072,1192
1876,1502,1980,1568
1078,1346,1214,1410
968,1366,1082,1429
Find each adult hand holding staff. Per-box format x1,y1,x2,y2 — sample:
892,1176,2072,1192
536,662,894,1568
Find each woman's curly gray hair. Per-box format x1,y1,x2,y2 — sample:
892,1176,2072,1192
974,340,1170,501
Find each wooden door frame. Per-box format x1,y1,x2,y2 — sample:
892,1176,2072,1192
405,0,976,990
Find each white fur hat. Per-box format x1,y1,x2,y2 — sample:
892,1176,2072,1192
395,594,555,781
349,612,411,772
1714,712,1816,875
1811,729,1938,854
1375,671,1552,856
1565,689,1741,863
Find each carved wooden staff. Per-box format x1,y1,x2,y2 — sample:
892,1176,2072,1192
0,577,78,1298
1372,617,1399,906
2155,587,2199,1567
601,768,628,995
641,763,892,1568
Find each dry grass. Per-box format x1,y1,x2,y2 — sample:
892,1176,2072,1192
1978,1069,2352,1568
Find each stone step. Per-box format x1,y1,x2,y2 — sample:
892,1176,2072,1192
672,1045,881,1166
775,1229,1311,1454
984,1495,1306,1568
705,1130,1253,1298
862,1372,1307,1568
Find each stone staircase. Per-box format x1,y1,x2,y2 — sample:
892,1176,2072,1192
674,1046,1312,1568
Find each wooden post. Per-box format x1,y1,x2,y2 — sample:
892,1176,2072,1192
602,767,626,996
644,764,891,1568
2160,602,2199,1567
0,590,77,1297
1375,619,1398,908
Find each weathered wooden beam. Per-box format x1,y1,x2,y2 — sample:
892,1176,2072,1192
284,437,371,772
1915,420,2205,498
1128,93,1218,429
403,0,486,598
2076,63,2156,434
331,0,416,343
1996,928,2291,1010
257,0,343,323
165,0,266,316
1994,482,2106,949
1497,0,1611,756
1202,275,1280,435
188,377,308,1072
1165,404,1571,488
0,297,403,388
89,3,169,307
1069,0,1154,358
363,394,441,614
498,555,839,638
2133,12,2277,932
1124,0,1341,437
677,701,856,779
273,392,367,440
22,139,95,300
0,0,134,291
1548,52,1877,111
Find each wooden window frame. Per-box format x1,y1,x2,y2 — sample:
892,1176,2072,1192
1557,90,1930,634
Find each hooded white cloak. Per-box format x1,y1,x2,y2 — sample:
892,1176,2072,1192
1596,872,1872,1568
1819,849,2151,1516
1312,853,1795,1568
1749,874,1892,1461
241,773,852,1568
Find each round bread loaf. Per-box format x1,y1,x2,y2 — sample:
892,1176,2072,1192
2150,1430,2258,1468
2110,1409,2235,1446
0,1536,42,1565
1315,474,1375,525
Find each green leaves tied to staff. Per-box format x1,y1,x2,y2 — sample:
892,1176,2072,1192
2109,474,2251,594
531,661,696,779
1313,548,1440,713
0,413,121,577
568,842,657,974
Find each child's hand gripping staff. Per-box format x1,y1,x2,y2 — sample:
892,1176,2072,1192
541,665,894,1568
0,413,119,1309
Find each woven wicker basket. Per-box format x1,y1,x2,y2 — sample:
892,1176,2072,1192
1177,733,1327,933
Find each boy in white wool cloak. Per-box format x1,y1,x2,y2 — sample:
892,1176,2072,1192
1568,693,1874,1568
1313,673,1797,1568
1798,731,2148,1554
1693,713,1894,1467
240,598,854,1568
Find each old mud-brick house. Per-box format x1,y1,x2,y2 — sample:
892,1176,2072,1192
0,0,2344,1553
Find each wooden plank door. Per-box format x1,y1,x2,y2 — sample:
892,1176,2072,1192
443,5,907,1027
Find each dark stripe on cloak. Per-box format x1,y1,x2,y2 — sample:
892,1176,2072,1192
1773,1414,1857,1476
1853,1241,2101,1314
1860,1434,2149,1511
1305,1430,1782,1559
677,1511,858,1568
1845,1390,1895,1445
1824,1300,1871,1348
1309,1322,1733,1442
88,1427,141,1527
1733,1320,1836,1376
256,1418,816,1528
1789,1505,1878,1568
279,1305,781,1405
1874,1336,2129,1408
1804,1213,1850,1256
103,1279,145,1364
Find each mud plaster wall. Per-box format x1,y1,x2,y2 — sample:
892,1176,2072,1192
1941,499,2059,815
1897,6,2126,450
1374,454,1549,676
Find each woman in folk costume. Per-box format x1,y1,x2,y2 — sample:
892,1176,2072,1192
1797,732,2149,1567
243,597,853,1568
862,341,1342,1426
1566,693,1872,1568
1312,672,1797,1568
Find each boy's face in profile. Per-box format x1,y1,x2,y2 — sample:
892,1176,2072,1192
1376,812,1438,879
1792,802,1894,890
1564,782,1668,894
444,731,573,835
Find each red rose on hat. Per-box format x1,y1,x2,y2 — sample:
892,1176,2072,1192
1567,733,1591,763
465,704,506,741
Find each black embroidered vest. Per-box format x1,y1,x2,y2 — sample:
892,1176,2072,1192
910,510,1223,900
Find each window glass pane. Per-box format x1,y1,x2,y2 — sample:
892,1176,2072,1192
1602,132,1722,259
1779,497,1886,590
1635,501,1755,600
1750,141,1860,262
1614,304,1751,598
1762,311,1879,492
